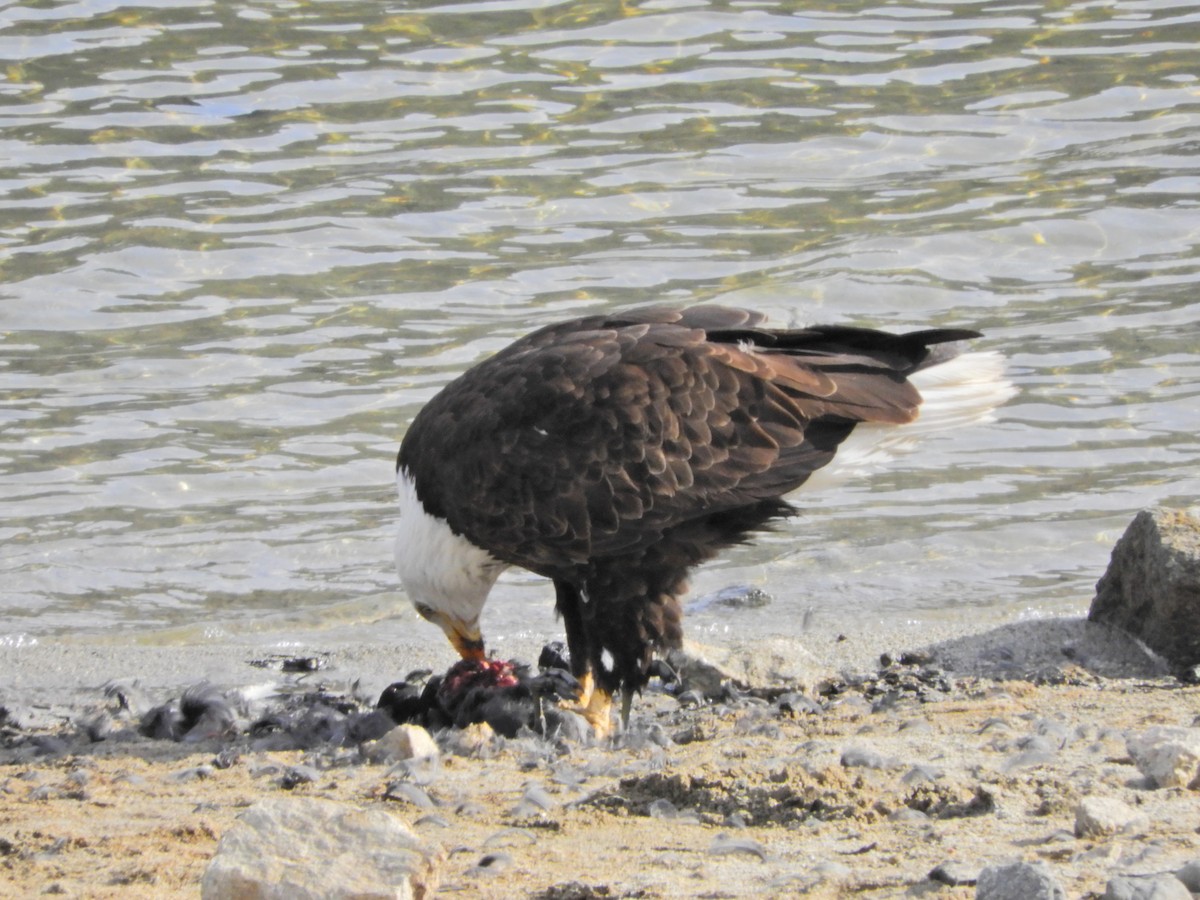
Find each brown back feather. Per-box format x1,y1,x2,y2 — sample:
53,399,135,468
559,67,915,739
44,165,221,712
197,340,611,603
398,306,976,577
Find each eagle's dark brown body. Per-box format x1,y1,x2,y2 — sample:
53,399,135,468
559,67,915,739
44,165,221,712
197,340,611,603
394,306,1007,727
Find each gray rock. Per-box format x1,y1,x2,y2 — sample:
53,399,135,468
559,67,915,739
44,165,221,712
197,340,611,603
1126,727,1200,790
1089,507,1200,669
975,860,1066,900
363,724,439,765
1074,796,1150,838
201,797,441,900
684,583,772,613
1175,859,1200,892
1103,874,1193,900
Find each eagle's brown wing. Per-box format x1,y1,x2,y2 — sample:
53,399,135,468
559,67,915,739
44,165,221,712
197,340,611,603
397,306,975,575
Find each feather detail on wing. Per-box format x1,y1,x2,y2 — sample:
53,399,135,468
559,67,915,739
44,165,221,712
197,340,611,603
397,306,1010,576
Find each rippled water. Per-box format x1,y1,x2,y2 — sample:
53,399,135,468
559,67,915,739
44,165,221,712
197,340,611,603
2,0,1198,653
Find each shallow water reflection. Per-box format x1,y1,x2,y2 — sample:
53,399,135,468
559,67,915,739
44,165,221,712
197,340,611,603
1,0,1198,650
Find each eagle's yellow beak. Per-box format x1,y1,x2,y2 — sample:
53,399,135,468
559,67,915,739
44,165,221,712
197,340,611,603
415,603,485,661
444,623,486,661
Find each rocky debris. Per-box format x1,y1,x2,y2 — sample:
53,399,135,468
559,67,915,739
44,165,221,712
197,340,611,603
1126,727,1200,790
976,860,1066,900
1090,507,1200,671
1074,796,1149,838
821,656,953,708
201,797,441,900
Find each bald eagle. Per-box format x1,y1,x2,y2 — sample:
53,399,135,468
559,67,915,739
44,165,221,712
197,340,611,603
393,306,1013,734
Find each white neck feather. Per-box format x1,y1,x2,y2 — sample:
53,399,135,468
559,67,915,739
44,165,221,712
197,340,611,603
394,468,506,625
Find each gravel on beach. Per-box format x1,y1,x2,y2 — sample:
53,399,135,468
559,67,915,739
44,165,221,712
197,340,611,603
2,617,1199,898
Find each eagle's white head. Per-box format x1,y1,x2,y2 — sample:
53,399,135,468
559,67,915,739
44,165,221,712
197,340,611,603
393,467,507,659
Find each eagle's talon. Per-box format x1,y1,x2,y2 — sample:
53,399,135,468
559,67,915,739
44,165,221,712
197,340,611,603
556,672,615,737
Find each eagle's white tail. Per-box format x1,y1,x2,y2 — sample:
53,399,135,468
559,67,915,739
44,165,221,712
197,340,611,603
800,350,1014,493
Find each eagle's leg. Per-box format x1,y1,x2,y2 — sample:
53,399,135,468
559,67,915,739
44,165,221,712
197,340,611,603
553,581,615,737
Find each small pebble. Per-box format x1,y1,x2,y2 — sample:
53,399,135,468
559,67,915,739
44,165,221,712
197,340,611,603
724,812,748,829
383,782,435,808
1074,796,1149,838
468,852,512,877
483,827,538,848
279,766,319,790
212,749,241,770
281,656,325,673
777,692,821,715
647,798,678,820
976,860,1065,900
840,746,897,770
519,783,555,811
169,765,214,783
901,764,943,785
545,708,591,744
708,833,768,861
928,861,976,886
978,717,1011,733
364,723,439,765
414,813,451,829
1003,735,1059,771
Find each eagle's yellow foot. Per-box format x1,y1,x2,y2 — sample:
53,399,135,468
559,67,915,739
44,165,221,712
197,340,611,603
560,672,614,738
581,686,614,738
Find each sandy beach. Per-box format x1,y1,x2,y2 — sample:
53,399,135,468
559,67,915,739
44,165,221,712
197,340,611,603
2,615,1199,899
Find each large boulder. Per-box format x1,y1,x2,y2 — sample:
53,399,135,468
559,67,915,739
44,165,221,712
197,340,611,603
1089,508,1200,670
201,797,441,900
